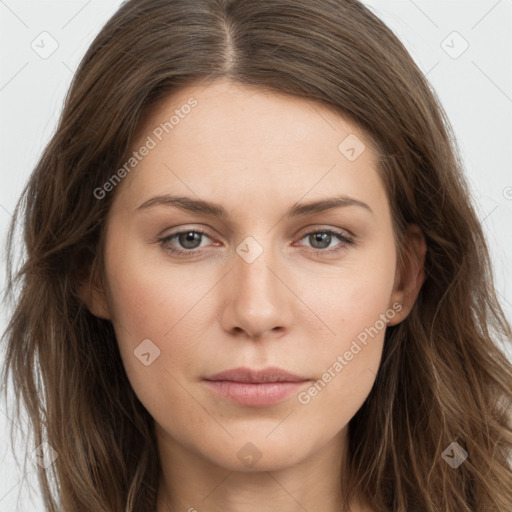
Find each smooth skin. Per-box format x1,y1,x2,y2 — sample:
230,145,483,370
82,78,426,512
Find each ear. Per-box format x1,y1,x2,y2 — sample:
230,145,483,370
387,224,426,326
78,266,112,320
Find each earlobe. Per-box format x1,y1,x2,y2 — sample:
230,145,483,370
387,224,426,326
78,272,112,320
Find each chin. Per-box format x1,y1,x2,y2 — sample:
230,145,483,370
199,433,321,473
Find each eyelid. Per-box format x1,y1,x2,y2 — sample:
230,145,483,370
295,224,354,240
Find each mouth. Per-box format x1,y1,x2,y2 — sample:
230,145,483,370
203,366,311,407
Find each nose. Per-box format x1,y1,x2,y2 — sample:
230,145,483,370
220,239,294,340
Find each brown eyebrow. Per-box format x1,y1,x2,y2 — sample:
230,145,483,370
136,194,373,217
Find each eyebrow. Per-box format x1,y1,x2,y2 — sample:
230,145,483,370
136,194,373,217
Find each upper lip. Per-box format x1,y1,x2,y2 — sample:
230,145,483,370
204,366,309,383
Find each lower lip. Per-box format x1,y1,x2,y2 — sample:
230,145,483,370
203,380,310,407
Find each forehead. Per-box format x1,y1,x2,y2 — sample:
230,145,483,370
134,78,375,156
111,78,387,217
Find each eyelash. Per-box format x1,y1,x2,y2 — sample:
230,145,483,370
157,227,354,257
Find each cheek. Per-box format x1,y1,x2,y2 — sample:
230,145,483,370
296,238,397,349
102,236,217,401
290,242,396,426
104,229,215,341
105,264,211,427
291,284,393,447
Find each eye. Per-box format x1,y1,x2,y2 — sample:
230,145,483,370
296,228,354,254
157,227,354,257
158,229,214,256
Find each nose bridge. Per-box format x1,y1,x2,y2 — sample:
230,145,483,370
234,234,278,300
223,233,291,336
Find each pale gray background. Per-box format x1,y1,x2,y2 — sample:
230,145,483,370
0,1,511,510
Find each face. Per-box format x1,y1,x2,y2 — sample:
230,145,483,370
86,78,424,473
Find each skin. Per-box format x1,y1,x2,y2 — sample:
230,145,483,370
83,78,426,512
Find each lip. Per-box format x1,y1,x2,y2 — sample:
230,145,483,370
205,366,307,383
203,366,310,407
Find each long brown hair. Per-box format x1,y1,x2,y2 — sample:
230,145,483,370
2,0,511,510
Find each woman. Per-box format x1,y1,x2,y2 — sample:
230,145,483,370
2,0,511,511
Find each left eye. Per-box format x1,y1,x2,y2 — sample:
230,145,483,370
158,228,353,256
158,229,212,253
299,229,353,251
